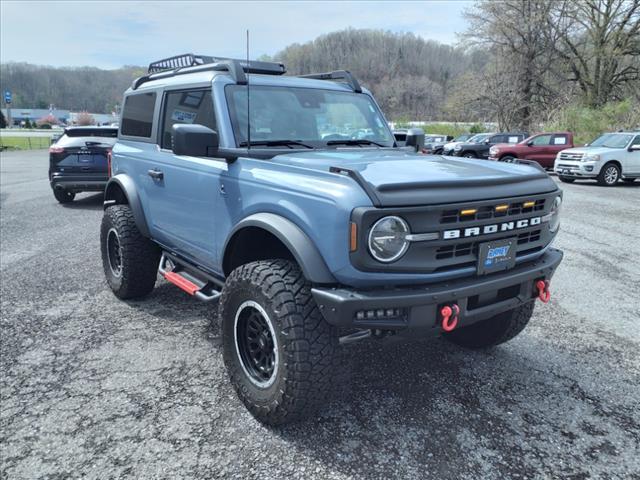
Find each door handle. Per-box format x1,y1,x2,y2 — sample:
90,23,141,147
147,169,164,180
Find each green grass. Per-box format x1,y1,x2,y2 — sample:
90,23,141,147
0,136,51,150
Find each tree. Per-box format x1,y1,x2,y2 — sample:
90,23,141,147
36,114,58,128
553,0,640,107
76,111,95,126
462,0,560,131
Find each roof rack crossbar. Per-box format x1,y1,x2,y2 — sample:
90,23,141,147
131,53,286,90
299,70,362,93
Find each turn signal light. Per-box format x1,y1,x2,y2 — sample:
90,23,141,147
349,222,358,252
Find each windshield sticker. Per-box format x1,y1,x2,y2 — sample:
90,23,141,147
554,137,567,144
171,109,197,123
508,136,519,143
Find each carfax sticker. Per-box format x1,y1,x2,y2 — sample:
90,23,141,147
171,109,197,123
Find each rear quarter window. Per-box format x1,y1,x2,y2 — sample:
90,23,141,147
121,92,157,138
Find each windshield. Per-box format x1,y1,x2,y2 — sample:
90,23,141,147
226,85,394,148
589,133,633,149
453,134,471,142
468,134,491,143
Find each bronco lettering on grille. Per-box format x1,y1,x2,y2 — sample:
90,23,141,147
443,217,541,239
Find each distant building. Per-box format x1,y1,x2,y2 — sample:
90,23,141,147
1,108,120,127
1,108,70,126
68,112,119,126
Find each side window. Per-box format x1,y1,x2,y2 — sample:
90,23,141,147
161,90,216,149
630,135,640,147
531,134,553,146
489,135,502,144
552,135,568,145
121,92,156,138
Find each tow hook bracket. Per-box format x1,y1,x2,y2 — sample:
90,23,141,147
440,304,460,332
536,279,551,303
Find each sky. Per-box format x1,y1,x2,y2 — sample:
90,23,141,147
0,1,471,69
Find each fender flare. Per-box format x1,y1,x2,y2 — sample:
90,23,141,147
223,213,336,284
104,174,150,237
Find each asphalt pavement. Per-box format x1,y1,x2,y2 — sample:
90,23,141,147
1,149,639,479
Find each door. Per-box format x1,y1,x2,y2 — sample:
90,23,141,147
622,134,640,175
143,88,225,268
522,134,554,167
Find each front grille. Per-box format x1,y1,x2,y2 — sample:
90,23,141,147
435,230,541,260
441,199,545,224
559,152,583,161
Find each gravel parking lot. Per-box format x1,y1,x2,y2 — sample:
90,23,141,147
1,149,639,479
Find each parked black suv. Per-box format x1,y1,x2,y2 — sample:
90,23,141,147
452,132,528,159
49,126,117,203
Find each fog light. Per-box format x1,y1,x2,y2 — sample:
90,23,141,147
585,166,593,172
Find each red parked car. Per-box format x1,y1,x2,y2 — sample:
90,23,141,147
488,132,575,169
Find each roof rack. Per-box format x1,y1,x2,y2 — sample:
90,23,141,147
299,70,362,93
131,53,286,90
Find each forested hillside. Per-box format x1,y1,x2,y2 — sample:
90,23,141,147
271,29,485,120
0,63,144,113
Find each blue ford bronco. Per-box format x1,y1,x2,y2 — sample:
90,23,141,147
101,54,563,425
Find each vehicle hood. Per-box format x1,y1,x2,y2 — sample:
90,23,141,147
271,149,558,206
443,141,463,150
558,146,615,156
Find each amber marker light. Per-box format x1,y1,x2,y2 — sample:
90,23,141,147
350,222,358,252
523,201,536,208
460,208,477,216
495,204,509,212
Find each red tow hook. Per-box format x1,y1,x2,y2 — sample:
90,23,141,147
440,304,460,332
536,279,551,303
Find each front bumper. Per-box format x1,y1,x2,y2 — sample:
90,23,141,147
554,161,598,178
312,248,562,330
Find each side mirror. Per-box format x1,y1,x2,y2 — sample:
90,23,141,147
629,144,640,151
405,128,425,152
527,141,534,146
172,124,219,157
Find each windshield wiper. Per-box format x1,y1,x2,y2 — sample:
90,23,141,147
239,139,314,149
326,139,386,147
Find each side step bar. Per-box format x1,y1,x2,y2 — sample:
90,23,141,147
158,253,222,302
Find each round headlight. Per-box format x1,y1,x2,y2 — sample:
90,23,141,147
368,216,410,263
549,196,562,232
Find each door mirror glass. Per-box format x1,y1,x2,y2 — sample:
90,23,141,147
405,128,425,152
172,124,219,157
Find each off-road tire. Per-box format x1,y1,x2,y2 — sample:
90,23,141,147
53,188,75,204
219,259,340,425
559,176,575,183
597,162,620,186
100,205,160,299
444,301,535,349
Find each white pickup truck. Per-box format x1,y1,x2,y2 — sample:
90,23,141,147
554,131,640,186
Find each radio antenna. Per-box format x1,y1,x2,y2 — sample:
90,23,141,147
246,29,251,150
